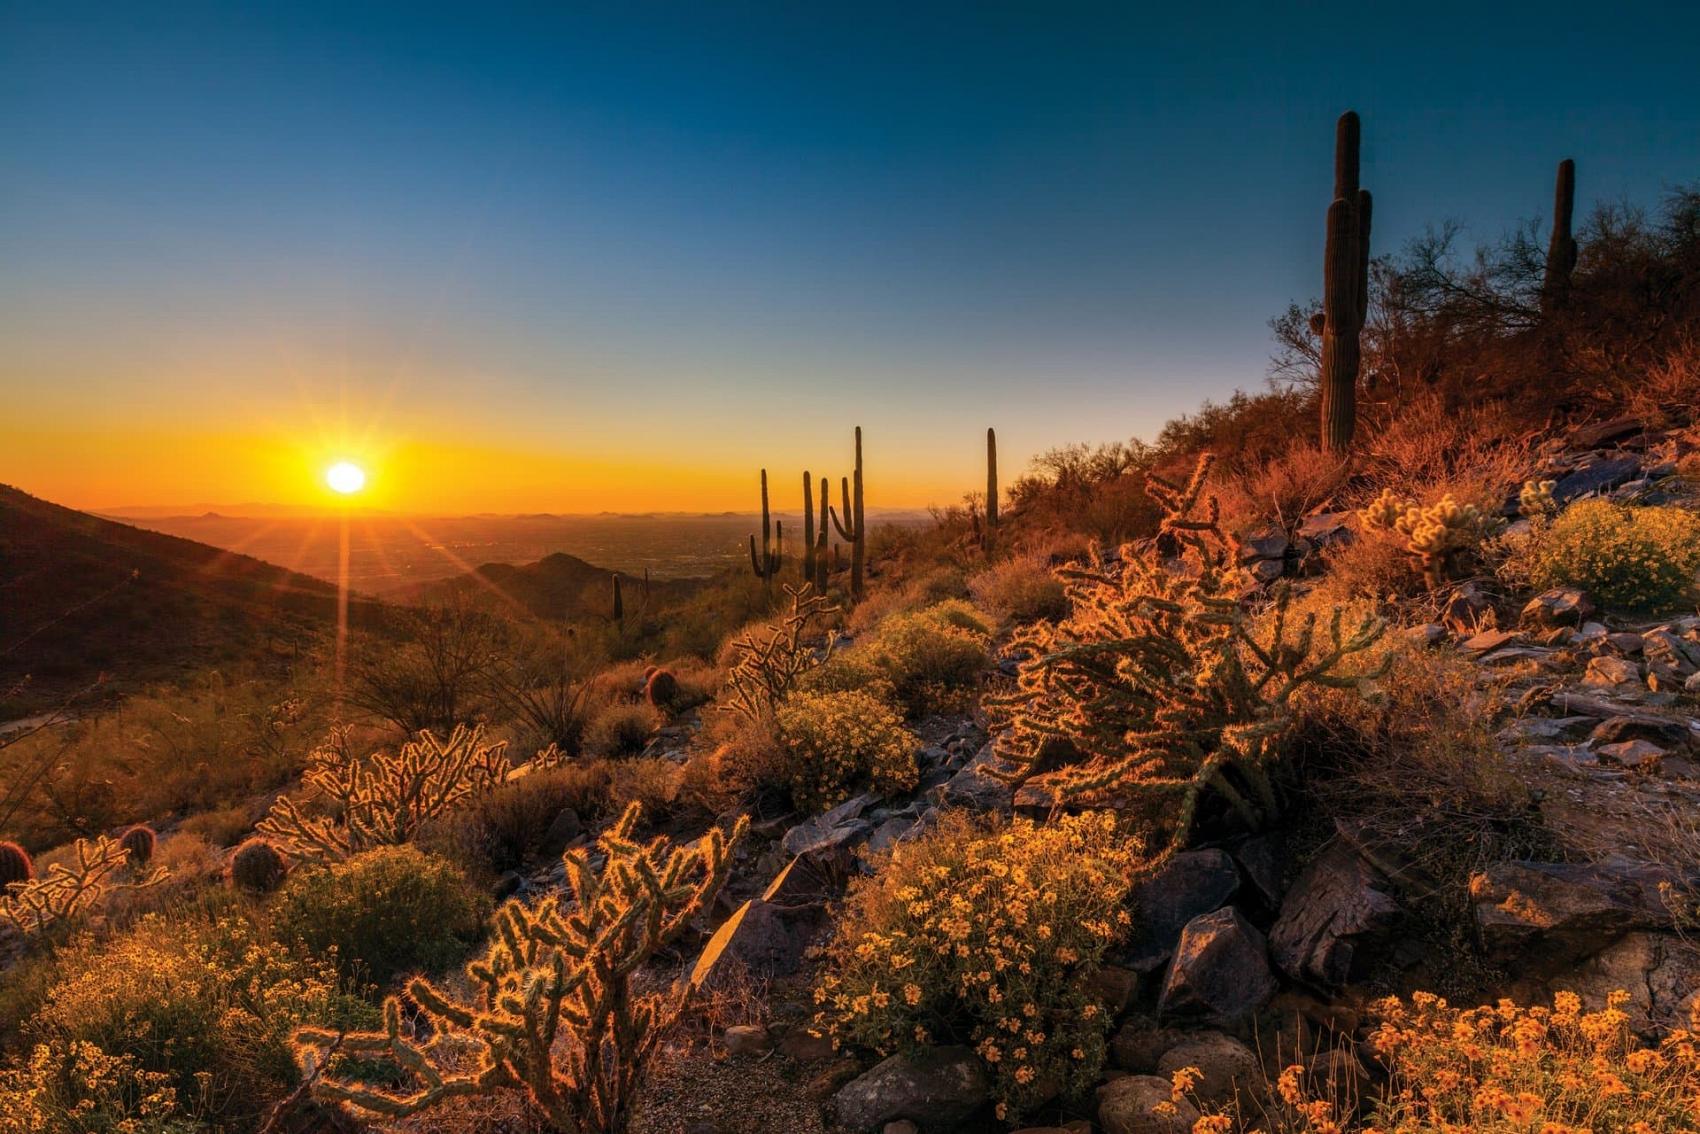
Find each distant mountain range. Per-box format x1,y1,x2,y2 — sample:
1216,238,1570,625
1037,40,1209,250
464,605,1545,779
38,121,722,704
400,551,701,621
0,484,357,714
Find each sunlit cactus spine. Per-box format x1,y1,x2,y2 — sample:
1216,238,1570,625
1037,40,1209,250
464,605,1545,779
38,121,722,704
119,825,156,867
829,426,866,598
295,803,750,1134
985,427,999,552
748,468,783,588
1318,110,1373,454
231,837,287,893
1542,158,1578,312
0,835,162,936
0,841,34,888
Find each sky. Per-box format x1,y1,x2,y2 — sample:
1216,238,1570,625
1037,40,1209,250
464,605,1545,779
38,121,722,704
3,2,1698,514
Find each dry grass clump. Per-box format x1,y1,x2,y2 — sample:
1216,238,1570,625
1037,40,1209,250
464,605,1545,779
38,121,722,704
845,567,970,636
968,553,1069,625
815,810,1140,1123
1278,990,1700,1133
584,700,663,758
608,757,684,821
1212,442,1349,535
423,761,614,875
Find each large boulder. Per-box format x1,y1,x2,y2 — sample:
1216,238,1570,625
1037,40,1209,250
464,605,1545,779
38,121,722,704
1096,1075,1199,1134
1553,455,1640,503
1521,587,1595,629
1471,859,1678,972
1555,931,1700,1035
783,793,877,873
833,1046,990,1131
1121,850,1242,972
1268,841,1401,988
1157,908,1276,1027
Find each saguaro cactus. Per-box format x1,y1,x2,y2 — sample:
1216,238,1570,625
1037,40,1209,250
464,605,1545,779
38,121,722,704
1318,110,1372,454
802,472,817,587
1542,158,1578,312
611,575,624,625
813,474,830,592
829,427,866,598
749,469,782,587
985,427,999,552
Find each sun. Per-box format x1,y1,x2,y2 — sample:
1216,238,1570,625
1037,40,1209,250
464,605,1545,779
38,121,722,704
325,460,367,495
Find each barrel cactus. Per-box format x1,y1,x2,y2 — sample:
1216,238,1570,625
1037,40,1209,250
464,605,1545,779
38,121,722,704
0,841,34,888
644,667,680,711
232,838,287,893
119,825,157,867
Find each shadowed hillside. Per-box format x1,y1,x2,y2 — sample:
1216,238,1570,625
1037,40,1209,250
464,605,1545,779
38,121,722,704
0,485,361,714
403,550,702,622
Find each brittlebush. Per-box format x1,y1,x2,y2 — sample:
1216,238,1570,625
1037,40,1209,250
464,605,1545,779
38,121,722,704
814,811,1140,1123
774,690,917,812
1521,500,1700,611
1278,990,1700,1133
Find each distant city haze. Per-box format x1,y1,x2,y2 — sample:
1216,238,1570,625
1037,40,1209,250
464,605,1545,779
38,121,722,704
4,2,1696,512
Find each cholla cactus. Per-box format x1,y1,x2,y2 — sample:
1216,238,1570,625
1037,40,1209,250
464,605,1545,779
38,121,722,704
1394,494,1502,586
1357,487,1410,532
0,836,163,937
1519,478,1558,518
987,454,1385,856
257,724,508,863
719,583,840,722
295,803,748,1134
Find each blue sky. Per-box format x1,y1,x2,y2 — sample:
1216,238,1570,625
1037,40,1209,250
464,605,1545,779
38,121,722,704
3,1,1698,509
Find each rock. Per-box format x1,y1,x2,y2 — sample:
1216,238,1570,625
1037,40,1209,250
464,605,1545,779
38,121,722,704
938,743,1013,815
1443,584,1494,634
777,1025,837,1062
536,807,584,858
1583,656,1641,687
1155,1032,1261,1110
866,815,919,856
1554,456,1641,502
492,870,524,900
1571,416,1646,449
762,857,832,907
1082,964,1140,1019
834,1046,990,1131
688,900,802,987
1480,645,1557,667
1158,908,1276,1027
1403,623,1446,648
1596,739,1666,769
1121,849,1241,972
1607,632,1647,654
1462,628,1519,653
883,1122,920,1134
1556,931,1700,1035
1097,1075,1199,1134
783,794,877,863
1471,859,1679,972
1268,841,1401,988
1238,526,1290,564
1686,671,1700,694
724,1024,773,1056
1247,557,1285,585
1109,1017,1187,1073
1230,832,1287,908
1296,511,1353,550
1521,588,1595,628
1590,713,1689,749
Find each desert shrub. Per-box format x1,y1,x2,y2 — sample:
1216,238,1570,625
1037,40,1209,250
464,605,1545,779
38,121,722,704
794,650,898,702
845,568,970,636
1212,442,1348,535
607,757,682,821
1280,990,1700,1133
296,804,747,1134
1511,499,1700,611
815,811,1140,1123
0,1040,190,1134
583,701,662,758
177,803,257,849
29,913,373,1130
270,845,486,986
990,456,1385,854
773,690,917,813
344,599,506,734
256,724,509,863
968,554,1070,625
425,762,613,875
860,603,992,716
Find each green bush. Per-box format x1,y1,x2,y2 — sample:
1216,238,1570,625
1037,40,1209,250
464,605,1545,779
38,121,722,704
794,651,897,703
814,811,1140,1123
1517,500,1700,611
774,691,918,812
26,913,373,1130
0,1040,192,1134
860,602,992,716
270,845,486,986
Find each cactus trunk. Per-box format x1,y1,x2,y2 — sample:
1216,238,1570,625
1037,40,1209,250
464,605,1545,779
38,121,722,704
748,468,782,587
1542,158,1578,313
1318,110,1372,455
814,474,830,592
611,574,624,624
802,471,816,586
985,427,999,552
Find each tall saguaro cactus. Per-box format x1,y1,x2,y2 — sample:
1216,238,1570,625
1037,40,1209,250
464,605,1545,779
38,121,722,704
749,469,782,588
829,427,866,599
813,474,830,592
985,427,999,552
1542,158,1578,312
1318,110,1373,454
611,575,624,625
802,471,817,587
